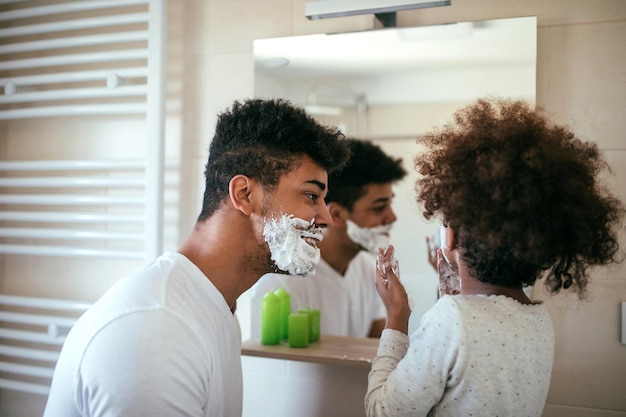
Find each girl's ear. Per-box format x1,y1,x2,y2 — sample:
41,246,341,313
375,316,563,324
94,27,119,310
229,174,257,216
327,202,348,227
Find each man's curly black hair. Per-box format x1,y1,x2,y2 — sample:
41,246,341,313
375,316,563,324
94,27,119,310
197,98,351,221
325,139,407,210
415,98,624,298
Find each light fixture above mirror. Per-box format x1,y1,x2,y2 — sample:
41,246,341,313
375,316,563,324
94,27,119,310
305,0,451,27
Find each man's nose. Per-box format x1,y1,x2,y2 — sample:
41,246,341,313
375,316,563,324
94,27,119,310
384,207,398,225
315,203,333,228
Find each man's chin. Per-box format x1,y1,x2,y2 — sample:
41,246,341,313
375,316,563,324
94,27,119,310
272,261,317,278
273,268,316,278
268,245,320,277
295,269,316,278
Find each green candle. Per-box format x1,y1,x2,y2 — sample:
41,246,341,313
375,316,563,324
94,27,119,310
274,288,291,340
288,313,309,348
298,308,320,342
260,291,280,345
309,309,320,342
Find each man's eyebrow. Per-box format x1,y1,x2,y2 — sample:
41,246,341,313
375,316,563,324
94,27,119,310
306,179,326,191
371,193,394,205
372,196,391,204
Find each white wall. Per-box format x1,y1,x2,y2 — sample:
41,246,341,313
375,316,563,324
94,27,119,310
242,357,370,417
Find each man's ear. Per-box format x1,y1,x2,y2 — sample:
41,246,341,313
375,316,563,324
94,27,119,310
327,202,348,227
229,174,257,216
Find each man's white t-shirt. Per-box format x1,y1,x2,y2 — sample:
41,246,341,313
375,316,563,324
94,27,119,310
43,252,243,417
250,250,385,338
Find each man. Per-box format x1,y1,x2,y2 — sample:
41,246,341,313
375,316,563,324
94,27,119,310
43,98,350,417
250,139,406,338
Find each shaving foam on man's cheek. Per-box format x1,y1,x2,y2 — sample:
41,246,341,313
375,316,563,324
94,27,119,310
263,214,322,277
346,220,392,254
263,215,298,267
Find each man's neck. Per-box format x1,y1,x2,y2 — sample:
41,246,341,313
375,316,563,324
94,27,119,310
319,228,361,276
179,214,271,311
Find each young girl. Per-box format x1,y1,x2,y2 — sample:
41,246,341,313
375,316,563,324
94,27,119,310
366,98,624,417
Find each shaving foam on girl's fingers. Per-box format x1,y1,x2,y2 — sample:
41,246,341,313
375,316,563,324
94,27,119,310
382,245,400,279
376,247,387,275
391,257,400,278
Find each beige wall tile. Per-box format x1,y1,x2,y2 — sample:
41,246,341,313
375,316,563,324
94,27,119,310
195,52,255,150
541,276,626,411
537,21,626,150
198,0,295,55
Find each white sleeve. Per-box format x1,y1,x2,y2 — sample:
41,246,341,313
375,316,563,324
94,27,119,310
365,297,465,417
74,309,210,417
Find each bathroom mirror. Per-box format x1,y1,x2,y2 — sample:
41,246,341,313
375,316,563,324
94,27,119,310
255,16,536,139
252,16,537,332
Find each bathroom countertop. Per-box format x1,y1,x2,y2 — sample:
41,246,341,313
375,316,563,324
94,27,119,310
241,335,379,368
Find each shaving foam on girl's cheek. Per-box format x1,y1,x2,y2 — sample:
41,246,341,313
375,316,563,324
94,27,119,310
439,225,447,250
439,224,453,265
263,214,322,277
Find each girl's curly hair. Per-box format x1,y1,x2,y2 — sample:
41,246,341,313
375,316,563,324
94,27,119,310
415,98,624,297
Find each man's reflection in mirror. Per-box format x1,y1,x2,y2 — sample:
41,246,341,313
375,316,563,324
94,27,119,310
250,139,407,338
